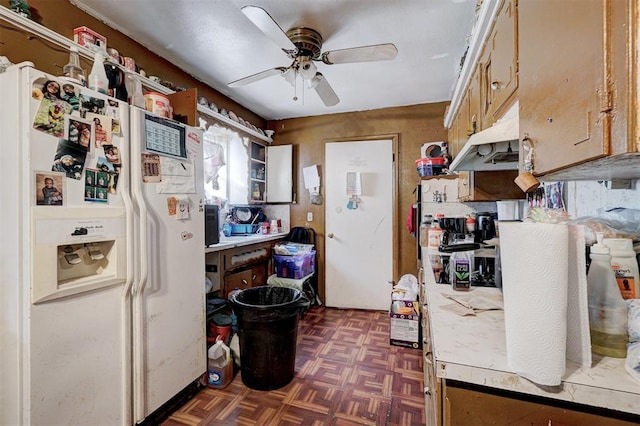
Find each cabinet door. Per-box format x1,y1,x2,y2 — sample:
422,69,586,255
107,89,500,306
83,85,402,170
482,0,518,125
456,171,471,201
223,269,252,299
519,0,609,175
452,93,471,157
251,262,269,287
443,383,636,426
249,140,267,203
228,136,250,205
266,144,293,203
468,66,482,134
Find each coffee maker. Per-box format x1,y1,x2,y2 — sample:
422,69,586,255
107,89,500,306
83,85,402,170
438,217,479,252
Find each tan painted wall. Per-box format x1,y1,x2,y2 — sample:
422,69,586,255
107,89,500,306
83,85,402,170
269,103,449,301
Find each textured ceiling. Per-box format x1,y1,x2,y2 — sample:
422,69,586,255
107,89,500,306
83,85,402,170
71,0,478,120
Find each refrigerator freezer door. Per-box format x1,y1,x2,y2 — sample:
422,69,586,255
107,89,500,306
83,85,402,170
129,107,206,421
0,64,130,425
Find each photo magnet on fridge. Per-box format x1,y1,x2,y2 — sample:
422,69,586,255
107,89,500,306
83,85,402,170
64,114,94,156
85,112,112,148
31,78,74,138
35,171,64,206
51,139,87,180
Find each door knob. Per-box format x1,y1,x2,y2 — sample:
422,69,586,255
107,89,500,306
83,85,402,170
328,233,334,239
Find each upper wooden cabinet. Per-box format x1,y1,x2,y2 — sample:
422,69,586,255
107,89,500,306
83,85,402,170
519,0,608,176
481,0,518,128
519,0,639,179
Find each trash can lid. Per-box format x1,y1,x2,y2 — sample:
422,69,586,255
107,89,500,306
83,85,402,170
213,314,232,326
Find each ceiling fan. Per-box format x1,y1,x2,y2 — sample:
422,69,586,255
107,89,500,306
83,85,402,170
228,6,398,107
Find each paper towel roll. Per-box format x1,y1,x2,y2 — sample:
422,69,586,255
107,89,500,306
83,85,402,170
500,222,569,386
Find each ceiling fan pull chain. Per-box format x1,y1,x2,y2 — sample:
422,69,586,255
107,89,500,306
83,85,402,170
293,74,298,101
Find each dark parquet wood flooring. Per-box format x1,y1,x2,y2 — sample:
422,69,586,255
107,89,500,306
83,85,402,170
163,307,425,425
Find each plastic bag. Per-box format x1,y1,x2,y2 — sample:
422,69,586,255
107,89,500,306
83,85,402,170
625,342,640,384
568,209,639,246
392,274,418,301
629,299,640,343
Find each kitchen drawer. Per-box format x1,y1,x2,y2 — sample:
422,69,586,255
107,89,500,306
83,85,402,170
223,269,252,298
222,242,271,271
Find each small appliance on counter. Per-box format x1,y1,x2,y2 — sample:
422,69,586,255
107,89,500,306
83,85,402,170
437,216,480,253
475,212,497,243
424,214,501,287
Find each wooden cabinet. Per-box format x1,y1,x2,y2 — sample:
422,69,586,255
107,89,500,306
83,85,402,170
458,170,522,202
446,1,519,201
519,0,639,179
420,290,442,426
442,383,638,426
518,0,608,176
223,269,253,296
219,240,276,297
480,0,518,128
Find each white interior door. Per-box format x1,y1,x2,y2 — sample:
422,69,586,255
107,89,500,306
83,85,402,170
325,140,394,310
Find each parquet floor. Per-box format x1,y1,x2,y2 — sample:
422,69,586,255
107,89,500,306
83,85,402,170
163,307,425,426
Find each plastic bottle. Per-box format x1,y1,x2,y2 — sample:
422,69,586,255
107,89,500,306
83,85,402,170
427,214,443,250
587,233,628,358
88,50,108,94
603,237,640,300
450,250,473,291
206,339,233,388
62,46,85,84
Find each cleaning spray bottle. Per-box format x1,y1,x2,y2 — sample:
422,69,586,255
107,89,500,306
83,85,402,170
88,50,108,94
587,232,628,358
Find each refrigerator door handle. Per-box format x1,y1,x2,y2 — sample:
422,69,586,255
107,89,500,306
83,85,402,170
130,107,149,422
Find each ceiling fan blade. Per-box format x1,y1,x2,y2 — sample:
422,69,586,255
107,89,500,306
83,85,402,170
321,43,398,65
311,73,339,107
241,6,297,54
228,67,285,87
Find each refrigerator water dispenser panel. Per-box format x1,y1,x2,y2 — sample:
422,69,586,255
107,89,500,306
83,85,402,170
32,213,126,303
57,241,115,283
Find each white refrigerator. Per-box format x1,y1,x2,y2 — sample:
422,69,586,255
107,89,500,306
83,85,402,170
0,62,206,425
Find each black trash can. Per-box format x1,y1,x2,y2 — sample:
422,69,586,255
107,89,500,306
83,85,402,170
229,286,309,390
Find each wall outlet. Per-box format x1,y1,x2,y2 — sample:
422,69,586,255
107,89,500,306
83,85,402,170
307,212,313,222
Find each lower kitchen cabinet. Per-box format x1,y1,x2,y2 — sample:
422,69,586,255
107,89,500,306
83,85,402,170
216,239,282,298
223,269,253,296
442,382,638,426
421,301,442,426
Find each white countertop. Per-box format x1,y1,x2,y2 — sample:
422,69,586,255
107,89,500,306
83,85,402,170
205,233,287,252
422,266,640,416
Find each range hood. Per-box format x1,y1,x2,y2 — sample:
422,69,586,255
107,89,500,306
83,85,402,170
448,115,519,172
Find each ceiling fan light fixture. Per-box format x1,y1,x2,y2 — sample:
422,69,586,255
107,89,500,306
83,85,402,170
282,68,296,86
298,57,317,80
306,73,322,89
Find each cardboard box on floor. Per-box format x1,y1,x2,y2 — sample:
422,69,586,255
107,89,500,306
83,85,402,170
389,300,422,349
